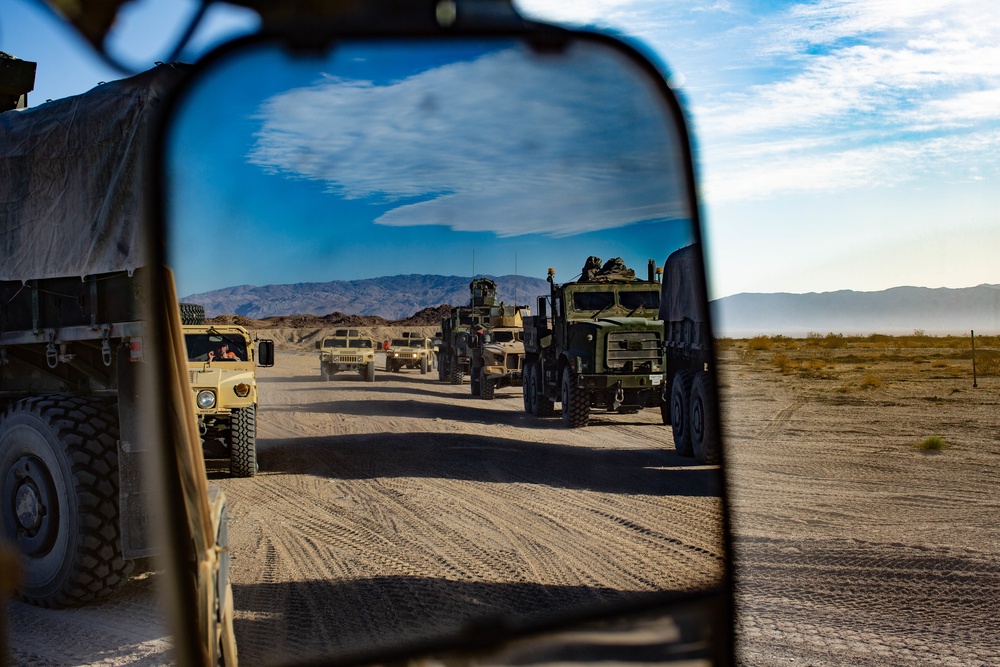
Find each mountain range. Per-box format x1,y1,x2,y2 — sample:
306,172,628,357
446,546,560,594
184,276,1000,336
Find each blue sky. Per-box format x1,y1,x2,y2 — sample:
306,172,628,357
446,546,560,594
4,0,999,299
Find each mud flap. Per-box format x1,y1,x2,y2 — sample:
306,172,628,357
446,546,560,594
117,347,155,559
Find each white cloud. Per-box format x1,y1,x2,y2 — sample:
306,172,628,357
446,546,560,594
247,44,692,237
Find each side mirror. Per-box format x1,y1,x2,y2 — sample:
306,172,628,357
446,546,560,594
257,339,275,367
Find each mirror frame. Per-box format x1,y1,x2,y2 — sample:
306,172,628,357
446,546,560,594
145,9,734,666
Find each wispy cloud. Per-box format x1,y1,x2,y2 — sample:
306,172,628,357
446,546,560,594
247,44,692,237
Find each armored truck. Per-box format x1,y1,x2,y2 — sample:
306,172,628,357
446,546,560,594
438,278,521,385
469,318,526,400
184,323,274,477
317,329,376,382
659,244,719,464
385,331,431,373
522,257,666,428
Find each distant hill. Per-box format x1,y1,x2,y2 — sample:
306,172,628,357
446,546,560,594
712,284,1000,337
183,274,550,320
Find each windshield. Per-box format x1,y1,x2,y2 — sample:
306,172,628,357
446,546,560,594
324,339,372,349
619,290,660,311
573,291,616,311
390,339,411,347
491,330,520,343
184,333,248,362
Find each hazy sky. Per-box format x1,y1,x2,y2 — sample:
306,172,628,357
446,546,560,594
4,0,998,298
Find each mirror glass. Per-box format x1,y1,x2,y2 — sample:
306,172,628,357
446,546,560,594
163,35,726,664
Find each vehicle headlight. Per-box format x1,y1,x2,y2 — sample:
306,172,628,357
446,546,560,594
197,390,216,409
234,383,251,398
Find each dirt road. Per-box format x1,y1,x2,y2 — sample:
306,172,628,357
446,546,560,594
219,351,725,664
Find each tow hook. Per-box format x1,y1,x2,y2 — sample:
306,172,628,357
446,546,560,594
612,382,624,409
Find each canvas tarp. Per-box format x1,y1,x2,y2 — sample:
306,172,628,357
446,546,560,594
661,244,707,324
0,63,185,281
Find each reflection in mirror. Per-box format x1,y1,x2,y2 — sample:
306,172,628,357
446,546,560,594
163,36,727,664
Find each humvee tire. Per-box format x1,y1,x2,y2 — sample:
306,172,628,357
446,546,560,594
560,367,589,428
229,406,257,477
365,361,376,383
179,302,206,325
320,366,331,382
0,396,133,607
690,372,720,464
420,357,429,374
670,370,695,456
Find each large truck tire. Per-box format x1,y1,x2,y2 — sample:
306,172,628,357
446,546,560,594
481,376,496,400
365,361,376,382
438,355,446,381
470,369,482,396
690,372,720,464
229,406,257,478
420,357,429,374
449,356,464,385
523,365,534,414
670,370,696,456
0,395,133,607
179,302,206,325
560,367,589,428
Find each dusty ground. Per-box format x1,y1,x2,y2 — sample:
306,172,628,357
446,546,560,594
5,338,999,665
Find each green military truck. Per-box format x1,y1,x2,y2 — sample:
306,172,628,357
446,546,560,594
658,244,719,464
522,257,666,428
385,331,431,374
182,320,274,477
317,329,376,382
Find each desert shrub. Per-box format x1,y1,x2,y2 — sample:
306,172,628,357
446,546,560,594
772,353,795,373
975,350,1000,376
715,338,736,351
747,336,773,351
860,372,884,389
914,435,948,451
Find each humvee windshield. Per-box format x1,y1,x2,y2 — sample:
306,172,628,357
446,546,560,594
391,339,411,348
185,333,248,361
324,339,372,349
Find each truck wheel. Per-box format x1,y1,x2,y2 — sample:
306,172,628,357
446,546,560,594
471,369,482,396
449,356,464,385
532,363,555,417
438,356,446,381
229,406,257,478
670,371,695,456
0,396,133,607
385,358,393,372
690,373,720,464
320,366,331,382
365,361,376,382
560,367,589,428
523,366,534,414
179,302,206,325
420,357,429,374
481,376,496,400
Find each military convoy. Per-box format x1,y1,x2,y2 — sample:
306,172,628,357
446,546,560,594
385,332,432,373
317,329,376,382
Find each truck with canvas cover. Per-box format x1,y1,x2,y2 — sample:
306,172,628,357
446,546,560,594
385,331,431,374
317,328,375,381
522,257,666,428
185,322,274,477
0,63,237,661
658,244,719,464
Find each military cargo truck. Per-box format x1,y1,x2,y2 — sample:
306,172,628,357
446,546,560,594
385,331,431,373
184,324,274,477
522,257,666,428
658,244,719,464
0,65,236,664
317,329,376,382
1,64,237,664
